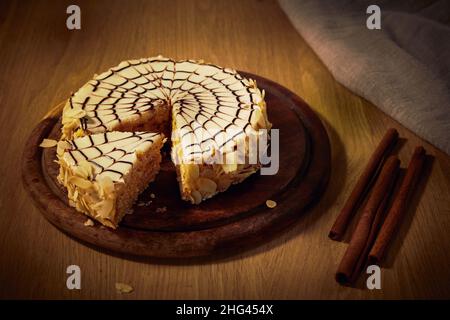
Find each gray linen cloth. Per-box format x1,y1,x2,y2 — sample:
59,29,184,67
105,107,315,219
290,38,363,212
279,0,450,154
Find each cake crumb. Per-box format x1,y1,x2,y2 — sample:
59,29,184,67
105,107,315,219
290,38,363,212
115,282,134,294
266,200,277,208
84,218,94,227
156,206,167,213
137,200,152,207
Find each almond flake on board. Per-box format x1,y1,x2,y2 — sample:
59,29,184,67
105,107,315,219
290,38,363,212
84,219,94,227
266,200,277,208
39,139,58,148
115,282,134,294
137,200,152,207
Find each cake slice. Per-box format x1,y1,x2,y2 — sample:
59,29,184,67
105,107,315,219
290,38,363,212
169,63,271,204
57,131,165,228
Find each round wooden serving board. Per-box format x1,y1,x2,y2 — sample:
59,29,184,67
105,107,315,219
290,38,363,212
22,72,331,259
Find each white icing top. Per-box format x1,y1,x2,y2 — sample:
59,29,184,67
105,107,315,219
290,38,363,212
62,56,270,163
62,131,162,182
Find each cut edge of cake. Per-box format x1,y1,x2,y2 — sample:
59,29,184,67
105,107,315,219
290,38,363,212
61,99,171,141
56,131,165,228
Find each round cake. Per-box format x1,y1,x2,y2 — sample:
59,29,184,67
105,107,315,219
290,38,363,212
57,56,272,227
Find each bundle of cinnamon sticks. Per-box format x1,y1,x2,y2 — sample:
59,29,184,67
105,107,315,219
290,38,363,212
330,128,427,286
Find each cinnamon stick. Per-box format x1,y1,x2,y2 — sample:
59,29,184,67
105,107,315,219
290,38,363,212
348,172,397,284
336,156,400,285
369,146,426,265
329,128,398,241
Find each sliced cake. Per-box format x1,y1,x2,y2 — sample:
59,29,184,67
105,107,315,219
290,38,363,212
57,131,165,228
60,56,271,205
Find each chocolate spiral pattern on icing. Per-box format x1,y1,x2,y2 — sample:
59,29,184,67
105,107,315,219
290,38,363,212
64,56,268,162
64,132,161,182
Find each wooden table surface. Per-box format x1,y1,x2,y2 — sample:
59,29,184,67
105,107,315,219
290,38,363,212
1,0,449,299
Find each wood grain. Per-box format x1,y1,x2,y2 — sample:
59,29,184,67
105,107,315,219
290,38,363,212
1,0,449,299
23,72,330,257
